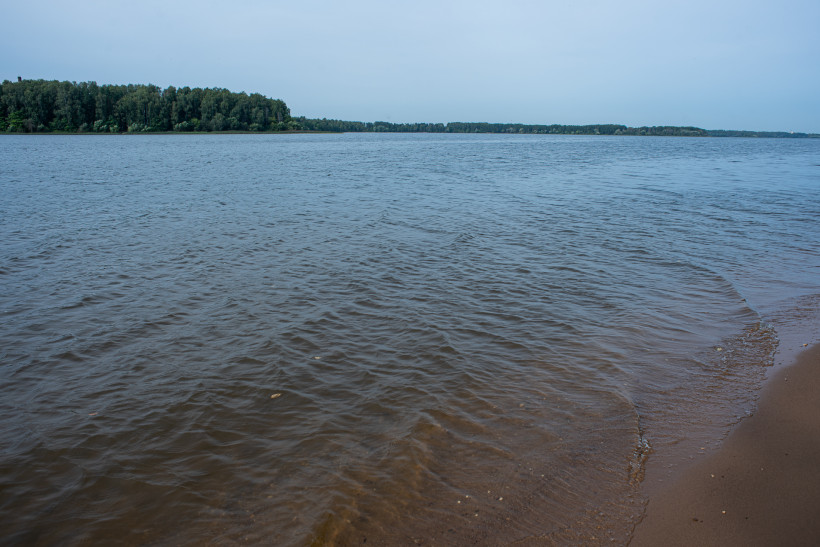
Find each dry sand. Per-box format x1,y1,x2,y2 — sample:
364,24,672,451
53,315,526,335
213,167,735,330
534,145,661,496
630,343,820,546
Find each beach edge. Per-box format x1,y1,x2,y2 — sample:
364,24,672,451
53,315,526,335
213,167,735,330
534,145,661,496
629,342,820,546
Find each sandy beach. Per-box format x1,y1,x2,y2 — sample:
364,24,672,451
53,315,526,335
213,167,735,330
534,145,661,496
630,342,820,546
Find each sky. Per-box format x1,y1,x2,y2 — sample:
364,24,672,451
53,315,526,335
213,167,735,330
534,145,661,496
3,0,819,132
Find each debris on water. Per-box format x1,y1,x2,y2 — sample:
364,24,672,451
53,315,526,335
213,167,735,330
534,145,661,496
313,356,321,360
270,393,282,399
716,346,724,352
88,412,98,416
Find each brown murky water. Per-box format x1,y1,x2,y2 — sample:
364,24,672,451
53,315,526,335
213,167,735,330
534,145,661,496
1,134,818,545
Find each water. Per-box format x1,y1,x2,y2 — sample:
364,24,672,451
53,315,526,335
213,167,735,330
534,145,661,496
1,133,818,545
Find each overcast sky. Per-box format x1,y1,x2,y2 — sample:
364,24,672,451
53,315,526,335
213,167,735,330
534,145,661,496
3,0,819,132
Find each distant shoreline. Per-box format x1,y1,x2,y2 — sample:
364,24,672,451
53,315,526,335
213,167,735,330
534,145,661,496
2,79,817,137
2,130,817,138
293,119,820,139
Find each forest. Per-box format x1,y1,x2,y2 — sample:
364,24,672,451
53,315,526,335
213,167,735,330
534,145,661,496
296,118,711,136
2,79,817,137
0,79,295,133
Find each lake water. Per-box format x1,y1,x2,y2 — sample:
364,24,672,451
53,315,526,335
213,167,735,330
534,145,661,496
1,133,818,545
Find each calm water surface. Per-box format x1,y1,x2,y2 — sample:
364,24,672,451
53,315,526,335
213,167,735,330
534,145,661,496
1,134,818,545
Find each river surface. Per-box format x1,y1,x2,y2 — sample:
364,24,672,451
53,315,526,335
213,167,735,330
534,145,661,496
1,133,818,545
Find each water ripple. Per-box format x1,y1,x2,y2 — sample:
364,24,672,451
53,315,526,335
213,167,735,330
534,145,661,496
0,133,818,545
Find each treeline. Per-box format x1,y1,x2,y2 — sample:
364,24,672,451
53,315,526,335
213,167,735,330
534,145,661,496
297,118,819,137
445,122,710,136
296,118,712,136
705,129,818,138
0,79,295,133
3,79,817,137
296,117,447,133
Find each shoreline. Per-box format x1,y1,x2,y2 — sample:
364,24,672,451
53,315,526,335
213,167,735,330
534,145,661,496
630,341,820,546
1,131,818,138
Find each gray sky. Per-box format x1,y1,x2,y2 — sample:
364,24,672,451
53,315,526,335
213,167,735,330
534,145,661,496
3,0,819,131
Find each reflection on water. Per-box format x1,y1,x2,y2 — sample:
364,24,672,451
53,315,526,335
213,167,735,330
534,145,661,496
0,134,818,544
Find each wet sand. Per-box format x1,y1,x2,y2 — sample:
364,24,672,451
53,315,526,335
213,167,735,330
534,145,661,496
630,343,820,546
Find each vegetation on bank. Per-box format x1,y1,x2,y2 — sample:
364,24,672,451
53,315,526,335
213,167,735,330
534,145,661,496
2,79,817,137
0,79,295,133
295,118,819,137
702,129,818,138
295,118,714,136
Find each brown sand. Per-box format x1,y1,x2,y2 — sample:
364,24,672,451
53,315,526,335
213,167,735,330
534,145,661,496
630,343,820,546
